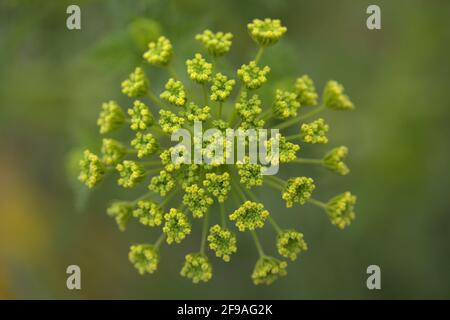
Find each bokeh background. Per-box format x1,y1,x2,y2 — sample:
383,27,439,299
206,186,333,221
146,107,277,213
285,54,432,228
1,0,449,299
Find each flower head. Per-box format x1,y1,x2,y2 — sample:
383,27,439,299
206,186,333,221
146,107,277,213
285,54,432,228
282,177,315,208
107,201,133,231
323,146,349,175
183,184,214,218
131,132,158,158
237,61,270,90
326,192,356,229
101,138,126,166
203,172,231,203
235,91,262,122
158,109,185,134
301,118,329,144
196,30,233,56
236,158,263,189
276,229,308,261
229,201,269,231
163,208,191,244
121,67,148,98
128,100,154,131
78,150,105,188
207,224,237,262
265,134,300,165
159,145,187,172
178,164,201,190
129,244,159,275
97,101,125,134
182,102,211,123
210,73,236,102
160,78,187,106
148,170,176,196
180,253,212,283
143,36,172,66
133,200,163,227
273,89,300,119
323,80,354,110
116,160,145,188
251,256,287,285
247,18,287,46
294,75,318,106
186,53,212,84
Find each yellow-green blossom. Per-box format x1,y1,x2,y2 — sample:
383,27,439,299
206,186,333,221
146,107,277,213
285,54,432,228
101,138,126,166
182,102,211,123
196,30,233,56
252,256,287,285
301,118,329,144
326,192,356,229
294,75,318,106
158,109,185,134
107,201,133,231
276,229,307,261
143,36,172,66
203,172,231,203
236,158,263,189
133,200,163,227
186,53,212,84
179,164,201,190
116,160,145,188
163,208,191,244
160,78,187,106
208,224,237,262
131,132,158,158
129,244,159,274
148,170,176,196
323,80,354,110
97,101,125,134
121,67,148,98
128,100,154,131
183,184,214,218
210,73,235,102
78,150,105,188
180,253,212,283
273,89,300,119
282,177,315,208
265,133,300,165
229,201,269,231
248,18,287,46
237,61,270,90
323,146,349,175
235,91,262,121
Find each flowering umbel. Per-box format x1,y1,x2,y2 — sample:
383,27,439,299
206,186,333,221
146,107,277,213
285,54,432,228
78,18,357,285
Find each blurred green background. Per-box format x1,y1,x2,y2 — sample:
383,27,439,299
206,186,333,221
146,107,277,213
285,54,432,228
1,0,449,299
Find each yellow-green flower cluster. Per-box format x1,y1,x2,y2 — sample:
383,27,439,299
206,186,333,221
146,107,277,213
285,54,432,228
196,30,233,56
129,244,159,275
229,201,269,231
107,201,133,231
203,172,231,203
158,109,185,134
101,138,126,166
97,101,125,134
159,146,186,172
78,150,105,188
273,89,300,119
265,134,300,165
301,118,329,144
237,61,270,90
276,229,307,261
131,132,158,158
251,256,287,285
235,91,262,122
186,53,212,84
207,224,237,262
282,177,315,208
143,36,172,66
247,18,287,46
294,75,318,106
323,146,349,175
116,160,145,188
148,170,176,196
160,78,187,106
236,159,263,189
128,100,154,131
323,80,354,110
210,73,235,102
121,67,148,98
179,164,201,190
163,208,192,244
133,200,163,227
183,184,214,218
180,253,212,283
326,192,356,229
182,102,211,123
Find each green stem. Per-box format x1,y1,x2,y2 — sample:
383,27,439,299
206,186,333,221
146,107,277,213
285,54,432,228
251,230,265,257
275,105,326,130
200,210,209,254
285,133,302,141
292,158,324,165
202,83,209,106
147,92,164,108
145,167,164,175
167,64,178,79
218,101,223,119
307,198,327,209
154,233,165,249
268,216,282,235
140,160,163,166
254,47,264,64
160,188,179,207
265,179,284,191
266,175,286,187
220,202,227,228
